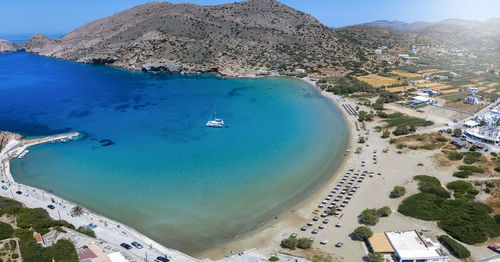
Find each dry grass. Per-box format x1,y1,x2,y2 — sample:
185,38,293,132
383,86,409,93
444,101,486,113
487,83,498,88
357,74,401,87
391,70,420,78
0,239,21,262
418,69,449,74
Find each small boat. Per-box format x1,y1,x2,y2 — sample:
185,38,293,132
206,106,224,128
60,139,66,143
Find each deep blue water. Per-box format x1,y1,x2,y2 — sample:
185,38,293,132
1,52,348,254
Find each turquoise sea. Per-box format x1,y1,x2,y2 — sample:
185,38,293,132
0,52,347,255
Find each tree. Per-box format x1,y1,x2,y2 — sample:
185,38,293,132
269,256,279,261
281,237,298,250
453,128,462,137
297,238,312,249
0,222,14,240
393,125,409,136
354,226,373,240
327,207,337,216
71,205,84,217
377,206,392,217
360,209,380,225
367,252,384,262
358,137,366,143
391,186,406,198
381,130,390,138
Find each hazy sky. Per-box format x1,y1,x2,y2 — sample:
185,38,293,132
1,0,500,34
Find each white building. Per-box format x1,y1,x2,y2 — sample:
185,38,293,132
374,49,383,54
464,120,479,128
398,54,410,58
464,96,479,105
467,87,479,94
385,231,448,262
465,126,500,145
294,68,305,73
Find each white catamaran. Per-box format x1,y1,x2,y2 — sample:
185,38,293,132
206,107,224,128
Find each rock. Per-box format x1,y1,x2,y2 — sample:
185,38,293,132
0,40,18,53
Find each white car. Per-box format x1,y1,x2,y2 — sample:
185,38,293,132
320,240,328,245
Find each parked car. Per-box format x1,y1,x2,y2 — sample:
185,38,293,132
312,229,319,234
120,243,132,250
335,242,344,248
88,223,97,228
312,216,319,221
320,240,328,245
308,237,315,242
290,233,297,238
131,241,143,249
335,223,342,227
47,204,55,210
1,186,7,190
488,244,500,253
300,226,307,231
15,191,22,195
156,256,170,262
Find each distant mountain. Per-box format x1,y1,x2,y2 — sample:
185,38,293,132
13,0,371,77
335,25,416,49
364,18,484,32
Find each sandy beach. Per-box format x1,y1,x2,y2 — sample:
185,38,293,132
202,79,499,261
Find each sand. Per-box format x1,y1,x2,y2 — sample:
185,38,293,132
202,81,498,261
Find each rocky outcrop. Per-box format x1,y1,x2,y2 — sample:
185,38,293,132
0,132,22,151
17,34,54,53
19,0,373,76
0,40,18,53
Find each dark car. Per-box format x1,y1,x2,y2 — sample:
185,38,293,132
15,191,22,195
120,243,132,250
157,256,170,262
47,204,55,210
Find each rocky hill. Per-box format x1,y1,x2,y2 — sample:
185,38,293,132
0,40,17,53
14,0,372,77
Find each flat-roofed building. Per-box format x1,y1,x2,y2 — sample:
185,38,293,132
368,233,395,253
385,230,448,262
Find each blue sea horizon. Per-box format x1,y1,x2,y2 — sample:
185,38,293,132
0,52,348,255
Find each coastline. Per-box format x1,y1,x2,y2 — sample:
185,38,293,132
0,68,352,261
201,77,356,260
0,133,200,262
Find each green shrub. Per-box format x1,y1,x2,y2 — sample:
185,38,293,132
76,226,96,238
495,167,500,172
491,152,498,157
485,188,491,193
377,206,392,217
458,165,485,173
438,235,470,258
9,239,15,250
0,222,13,240
391,186,406,198
463,152,483,164
281,237,298,250
354,226,373,240
297,238,312,249
448,152,463,161
487,182,495,188
269,256,279,261
436,137,448,142
453,170,472,178
389,138,397,144
360,209,380,225
398,176,500,245
11,253,18,259
414,176,450,198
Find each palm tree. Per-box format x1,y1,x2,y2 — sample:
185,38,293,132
71,205,84,217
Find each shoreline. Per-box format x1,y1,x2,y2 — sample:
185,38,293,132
0,69,353,260
201,77,356,260
0,133,200,262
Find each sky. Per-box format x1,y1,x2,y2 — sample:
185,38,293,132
1,0,500,35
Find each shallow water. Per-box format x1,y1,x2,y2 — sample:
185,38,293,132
1,52,348,254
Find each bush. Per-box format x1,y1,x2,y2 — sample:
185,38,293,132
360,209,380,225
377,206,392,217
399,176,500,245
393,125,409,136
9,239,16,250
269,256,279,261
391,186,406,198
487,182,495,188
381,130,390,138
463,152,483,164
297,238,312,249
0,222,14,240
458,165,485,173
354,226,373,240
448,152,463,161
76,226,96,238
11,253,18,259
453,170,472,178
358,137,365,143
367,252,384,262
447,181,477,199
491,152,498,157
436,137,448,142
495,167,500,172
281,237,298,250
389,138,397,144
438,235,470,258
